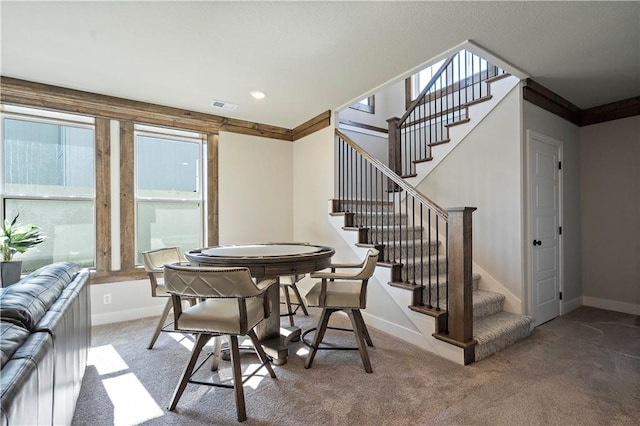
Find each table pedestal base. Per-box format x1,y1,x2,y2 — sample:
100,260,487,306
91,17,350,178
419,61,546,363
261,326,301,365
220,326,301,365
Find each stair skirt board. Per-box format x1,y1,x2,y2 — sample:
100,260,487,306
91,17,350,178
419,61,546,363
360,306,468,366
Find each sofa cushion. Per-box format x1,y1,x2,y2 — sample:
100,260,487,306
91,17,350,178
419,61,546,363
21,262,80,285
0,262,80,331
0,321,30,368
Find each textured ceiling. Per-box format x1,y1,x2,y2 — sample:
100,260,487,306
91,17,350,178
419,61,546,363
1,1,639,129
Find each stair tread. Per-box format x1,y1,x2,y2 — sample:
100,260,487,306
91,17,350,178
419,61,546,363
472,290,506,307
474,311,533,345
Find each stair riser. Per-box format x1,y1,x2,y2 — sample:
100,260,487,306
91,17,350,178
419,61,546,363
474,322,531,361
399,257,447,279
473,298,504,321
352,213,407,227
404,277,481,306
384,242,441,261
369,228,423,242
336,202,392,213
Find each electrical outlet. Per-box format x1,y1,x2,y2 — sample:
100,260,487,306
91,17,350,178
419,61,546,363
103,294,112,305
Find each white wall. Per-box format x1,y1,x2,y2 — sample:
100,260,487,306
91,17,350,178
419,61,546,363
523,100,582,314
339,129,388,165
218,131,294,244
338,80,405,129
418,87,524,306
580,116,640,315
292,125,357,264
91,279,166,326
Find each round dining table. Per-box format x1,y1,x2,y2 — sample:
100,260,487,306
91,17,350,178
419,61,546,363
185,243,335,364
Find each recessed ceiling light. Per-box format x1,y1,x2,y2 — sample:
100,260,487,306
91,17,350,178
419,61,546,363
250,91,266,100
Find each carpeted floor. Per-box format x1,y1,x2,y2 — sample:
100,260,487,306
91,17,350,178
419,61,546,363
72,306,640,425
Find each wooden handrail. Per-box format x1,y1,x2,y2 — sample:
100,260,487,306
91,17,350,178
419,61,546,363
399,55,455,125
336,129,448,219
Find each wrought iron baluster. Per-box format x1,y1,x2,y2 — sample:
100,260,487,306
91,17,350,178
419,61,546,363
412,197,416,285
435,216,440,311
420,205,424,306
427,209,432,308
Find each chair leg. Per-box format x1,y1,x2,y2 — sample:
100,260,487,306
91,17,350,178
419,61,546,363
247,330,276,378
282,285,295,326
348,310,373,373
168,333,212,410
352,309,374,347
304,308,333,369
210,336,222,371
229,335,247,422
290,283,309,316
148,298,172,350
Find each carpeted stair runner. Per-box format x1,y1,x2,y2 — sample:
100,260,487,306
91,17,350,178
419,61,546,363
339,204,534,362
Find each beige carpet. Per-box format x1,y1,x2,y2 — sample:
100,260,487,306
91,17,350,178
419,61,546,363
72,306,640,425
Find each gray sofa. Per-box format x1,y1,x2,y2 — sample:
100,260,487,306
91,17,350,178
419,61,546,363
0,262,91,426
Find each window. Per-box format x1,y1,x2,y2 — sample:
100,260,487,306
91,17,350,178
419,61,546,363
349,95,375,114
409,50,491,101
134,125,205,263
1,106,96,272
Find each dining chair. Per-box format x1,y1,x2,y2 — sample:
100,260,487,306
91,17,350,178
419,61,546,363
142,246,189,349
163,263,277,422
303,249,379,373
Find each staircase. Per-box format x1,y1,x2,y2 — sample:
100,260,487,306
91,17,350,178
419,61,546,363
331,48,532,364
332,200,532,362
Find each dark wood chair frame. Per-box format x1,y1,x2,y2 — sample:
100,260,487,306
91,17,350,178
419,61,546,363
164,264,277,422
303,250,378,373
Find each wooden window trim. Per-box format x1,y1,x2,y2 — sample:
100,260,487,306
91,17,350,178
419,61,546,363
0,77,331,283
349,96,375,114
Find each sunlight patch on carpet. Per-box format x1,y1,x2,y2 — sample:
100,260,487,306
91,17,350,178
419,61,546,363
102,372,164,425
88,345,128,375
243,363,267,390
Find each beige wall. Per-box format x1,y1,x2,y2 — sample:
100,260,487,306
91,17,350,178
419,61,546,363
580,116,640,314
218,131,294,244
523,100,582,313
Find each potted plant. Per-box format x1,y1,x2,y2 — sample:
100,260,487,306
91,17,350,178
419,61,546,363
1,214,45,287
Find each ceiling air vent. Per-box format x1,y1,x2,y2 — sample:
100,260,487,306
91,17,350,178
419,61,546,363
211,100,238,111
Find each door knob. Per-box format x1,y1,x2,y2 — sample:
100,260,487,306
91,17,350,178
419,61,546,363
532,240,542,246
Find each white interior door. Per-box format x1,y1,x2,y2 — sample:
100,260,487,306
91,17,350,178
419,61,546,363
528,130,562,326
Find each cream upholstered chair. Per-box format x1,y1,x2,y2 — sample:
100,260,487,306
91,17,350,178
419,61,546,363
163,263,277,422
303,249,379,373
142,246,188,349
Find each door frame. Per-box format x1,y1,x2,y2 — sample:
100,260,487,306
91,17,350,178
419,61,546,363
525,129,564,323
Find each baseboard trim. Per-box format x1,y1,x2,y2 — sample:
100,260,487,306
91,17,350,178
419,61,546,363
361,311,465,365
563,296,583,314
582,296,640,316
92,306,162,326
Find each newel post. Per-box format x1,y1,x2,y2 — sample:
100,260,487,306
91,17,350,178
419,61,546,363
446,207,477,364
386,117,402,176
